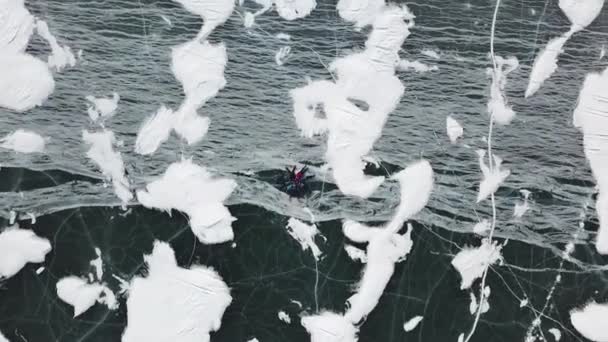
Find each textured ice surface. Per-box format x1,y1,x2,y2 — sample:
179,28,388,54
286,218,323,260
82,130,132,205
0,225,51,280
56,276,117,317
572,67,608,254
446,115,463,144
122,241,231,342
0,129,46,153
451,239,502,289
571,301,608,342
35,20,76,72
403,316,423,332
137,159,237,244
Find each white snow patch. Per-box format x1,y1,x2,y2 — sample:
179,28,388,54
520,298,529,308
0,0,35,53
9,211,16,225
451,239,502,290
27,212,36,224
397,59,438,73
90,247,103,280
243,11,255,28
0,53,55,112
160,15,172,26
275,0,316,20
0,330,8,342
247,339,259,342
476,149,510,203
570,301,608,342
472,219,490,235
82,130,132,205
446,115,463,144
487,55,519,125
56,276,117,317
1,129,46,153
122,241,232,342
276,32,291,40
469,286,490,315
601,45,606,60
286,218,323,260
301,312,358,342
559,0,604,30
525,34,570,98
421,49,440,59
0,225,51,280
35,20,76,72
403,316,423,332
548,328,562,341
337,0,387,28
344,244,367,263
136,159,237,244
275,46,291,66
173,0,235,39
36,266,45,274
572,67,608,254
86,93,120,122
134,105,174,155
278,310,292,324
290,299,303,308
513,189,531,218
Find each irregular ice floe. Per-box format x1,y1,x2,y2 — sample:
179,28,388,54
86,93,120,122
90,247,103,280
421,49,440,59
0,129,46,153
548,328,562,341
82,130,132,205
525,0,604,97
570,301,608,342
446,115,463,144
278,310,292,324
35,20,76,72
286,218,323,260
487,55,518,125
572,67,608,254
403,315,423,332
472,219,490,235
451,239,502,290
513,189,531,218
291,5,413,198
137,159,237,244
56,276,117,317
476,149,510,203
301,312,358,342
173,0,235,39
275,46,291,66
344,244,367,263
0,53,55,112
0,225,51,280
397,59,438,73
122,241,232,342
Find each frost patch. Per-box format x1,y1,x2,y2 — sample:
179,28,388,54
56,276,117,317
487,56,518,125
0,225,51,280
301,312,358,342
35,20,76,72
286,218,324,260
403,315,423,332
344,244,367,263
513,189,531,218
86,93,120,122
278,310,291,324
476,149,510,203
135,105,174,155
570,301,608,342
0,53,55,112
572,67,608,254
1,129,46,153
137,159,237,244
472,219,490,236
397,59,438,73
451,239,502,290
275,46,291,66
83,130,132,205
276,32,291,40
548,328,561,341
446,115,463,144
122,241,231,342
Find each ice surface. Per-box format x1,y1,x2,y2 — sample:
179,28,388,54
86,93,120,122
397,59,438,73
0,53,55,112
487,55,518,125
286,218,323,260
572,67,608,254
173,0,235,39
56,276,117,317
278,310,291,324
571,301,608,342
344,244,367,263
403,316,423,332
122,241,232,342
135,105,174,155
82,130,132,205
446,115,463,144
0,225,51,280
476,150,510,203
35,20,76,72
0,129,46,153
301,312,358,342
136,159,237,244
451,239,502,290
548,327,562,341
